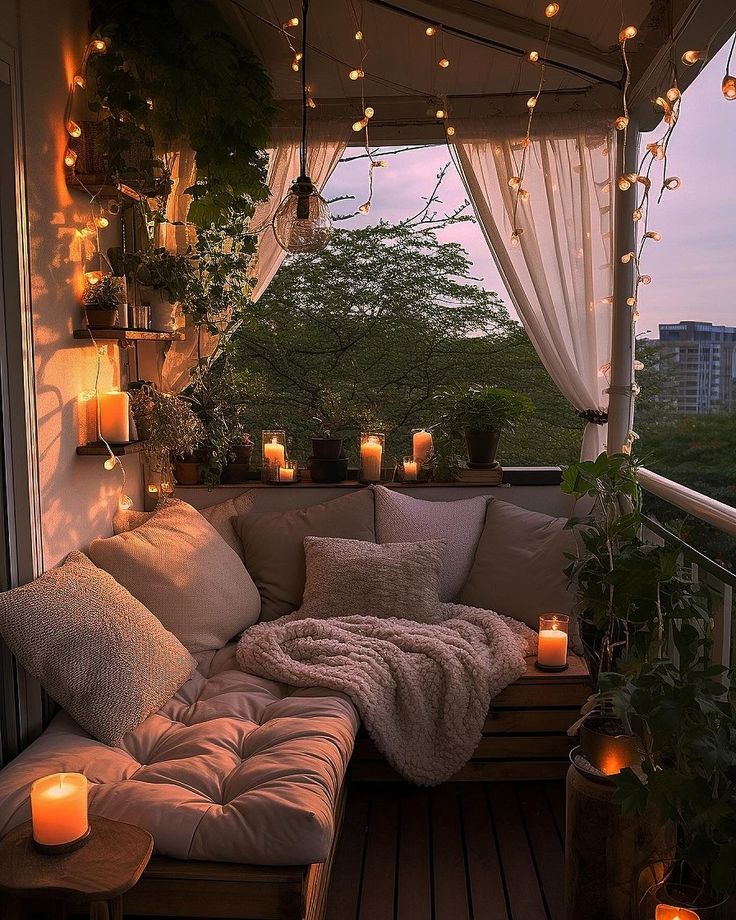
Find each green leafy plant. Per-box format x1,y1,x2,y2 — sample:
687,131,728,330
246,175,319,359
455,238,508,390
562,452,736,895
128,248,193,302
444,385,534,434
129,382,203,472
82,274,122,308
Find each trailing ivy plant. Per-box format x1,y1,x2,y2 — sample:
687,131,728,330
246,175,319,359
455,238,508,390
562,452,736,896
88,0,274,228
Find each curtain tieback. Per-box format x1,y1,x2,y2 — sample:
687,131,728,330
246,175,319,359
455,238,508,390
575,409,608,425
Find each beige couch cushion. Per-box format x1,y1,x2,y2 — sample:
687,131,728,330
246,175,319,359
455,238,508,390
373,485,488,600
0,552,194,746
300,536,446,622
236,489,376,621
114,491,255,561
90,498,261,652
459,498,582,651
0,644,358,866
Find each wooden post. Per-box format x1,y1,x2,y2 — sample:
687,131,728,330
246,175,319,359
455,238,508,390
565,765,675,920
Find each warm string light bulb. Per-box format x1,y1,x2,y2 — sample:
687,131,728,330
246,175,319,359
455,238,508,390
446,125,455,136
436,108,446,119
438,57,450,68
621,252,635,263
358,202,370,214
103,457,117,471
528,50,540,63
508,176,521,188
64,148,78,167
425,25,437,36
632,208,642,221
349,68,365,80
364,106,374,118
73,74,86,89
90,38,107,52
619,25,638,41
617,173,637,191
722,75,736,100
526,95,537,109
354,30,363,40
283,17,299,28
681,49,705,65
544,3,559,18
67,120,82,138
96,215,109,228
614,115,629,130
519,188,530,202
639,274,652,285
84,269,105,285
664,176,681,190
352,117,369,131
666,86,681,102
645,231,661,241
119,495,134,511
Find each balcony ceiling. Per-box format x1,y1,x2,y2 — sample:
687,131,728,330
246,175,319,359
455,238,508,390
222,0,736,140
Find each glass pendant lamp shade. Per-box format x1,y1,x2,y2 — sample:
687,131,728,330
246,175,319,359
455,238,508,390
273,175,332,254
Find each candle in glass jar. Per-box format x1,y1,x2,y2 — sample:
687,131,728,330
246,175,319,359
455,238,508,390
30,773,89,847
403,458,418,481
412,429,433,464
279,466,295,482
537,615,569,668
98,389,130,443
264,437,285,468
361,436,383,482
655,906,700,920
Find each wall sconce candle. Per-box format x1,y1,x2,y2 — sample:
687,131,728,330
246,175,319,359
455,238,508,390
30,773,89,852
359,432,384,483
536,614,569,670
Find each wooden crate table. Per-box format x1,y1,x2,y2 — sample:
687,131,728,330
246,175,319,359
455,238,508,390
0,815,153,919
351,653,591,782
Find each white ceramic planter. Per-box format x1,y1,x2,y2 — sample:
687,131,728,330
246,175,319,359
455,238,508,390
147,290,176,332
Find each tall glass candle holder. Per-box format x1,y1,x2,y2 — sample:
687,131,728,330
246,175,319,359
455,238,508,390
262,430,286,483
536,614,569,671
359,432,385,483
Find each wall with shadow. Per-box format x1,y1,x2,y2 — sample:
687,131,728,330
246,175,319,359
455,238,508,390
12,0,143,567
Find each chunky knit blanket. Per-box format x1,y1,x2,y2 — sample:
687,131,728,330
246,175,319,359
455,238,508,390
236,605,537,786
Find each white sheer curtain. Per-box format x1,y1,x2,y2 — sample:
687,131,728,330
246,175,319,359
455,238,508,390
452,111,616,459
160,118,348,393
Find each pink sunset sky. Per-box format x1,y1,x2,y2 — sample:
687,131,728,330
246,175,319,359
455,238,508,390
324,37,736,336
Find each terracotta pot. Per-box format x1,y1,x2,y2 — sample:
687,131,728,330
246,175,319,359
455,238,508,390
464,428,501,468
174,457,201,486
311,437,344,460
85,307,118,328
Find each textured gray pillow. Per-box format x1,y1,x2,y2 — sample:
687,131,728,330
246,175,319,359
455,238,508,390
373,485,488,601
0,552,195,746
299,536,446,623
235,489,376,621
459,498,582,652
91,498,261,652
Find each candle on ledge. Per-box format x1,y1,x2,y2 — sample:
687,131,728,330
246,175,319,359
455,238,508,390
412,429,433,464
655,906,700,920
403,457,418,481
264,438,285,467
30,773,89,850
98,389,130,444
262,430,287,481
278,461,298,482
360,432,384,483
537,614,569,670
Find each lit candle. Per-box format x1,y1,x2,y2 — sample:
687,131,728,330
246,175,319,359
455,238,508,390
264,437,285,468
412,429,433,464
279,466,295,482
655,906,700,920
30,773,89,847
403,458,418,481
537,614,569,668
98,389,130,444
360,436,383,482
147,484,159,494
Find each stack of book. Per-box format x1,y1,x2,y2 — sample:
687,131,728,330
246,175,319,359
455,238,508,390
454,466,504,485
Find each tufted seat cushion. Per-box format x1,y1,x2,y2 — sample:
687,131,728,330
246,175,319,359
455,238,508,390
0,645,359,866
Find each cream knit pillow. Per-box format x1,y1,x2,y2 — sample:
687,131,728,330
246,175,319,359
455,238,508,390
91,498,261,652
0,552,195,746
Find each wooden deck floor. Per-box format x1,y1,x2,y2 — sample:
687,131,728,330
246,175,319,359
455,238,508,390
325,781,566,920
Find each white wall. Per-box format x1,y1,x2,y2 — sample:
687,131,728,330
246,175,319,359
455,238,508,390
2,0,142,568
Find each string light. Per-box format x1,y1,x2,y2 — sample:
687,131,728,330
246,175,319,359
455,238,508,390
681,49,705,65
645,231,661,240
436,108,446,118
528,50,540,63
283,17,299,28
358,202,370,214
446,125,455,136
544,3,559,18
64,148,78,167
666,86,681,102
618,25,637,41
95,215,109,228
614,115,629,130
438,57,450,68
84,270,105,285
364,106,374,118
354,29,363,40
722,75,736,100
73,74,86,89
349,68,364,80
526,95,537,109
90,38,107,52
425,25,437,36
663,176,681,190
67,119,82,138
352,117,369,131
508,176,521,188
103,457,117,471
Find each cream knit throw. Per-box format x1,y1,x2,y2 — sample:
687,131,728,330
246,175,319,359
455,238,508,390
237,605,537,786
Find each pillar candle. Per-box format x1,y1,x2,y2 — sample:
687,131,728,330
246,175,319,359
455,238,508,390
30,773,88,846
655,907,700,920
412,429,433,464
403,459,418,481
537,625,568,667
264,437,286,468
279,466,295,482
361,437,383,482
98,390,130,443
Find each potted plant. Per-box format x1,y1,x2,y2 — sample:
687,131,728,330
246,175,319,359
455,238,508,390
446,385,533,468
129,382,204,485
221,433,255,484
82,274,123,328
132,248,192,331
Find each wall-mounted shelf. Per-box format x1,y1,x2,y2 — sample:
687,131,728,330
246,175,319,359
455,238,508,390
76,440,145,457
74,328,185,342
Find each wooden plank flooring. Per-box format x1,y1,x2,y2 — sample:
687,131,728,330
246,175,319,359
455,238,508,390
325,781,566,920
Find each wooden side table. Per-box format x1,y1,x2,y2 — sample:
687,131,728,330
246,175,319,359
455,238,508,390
0,815,153,919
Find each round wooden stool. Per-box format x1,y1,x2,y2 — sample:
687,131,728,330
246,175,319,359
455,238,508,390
0,815,153,919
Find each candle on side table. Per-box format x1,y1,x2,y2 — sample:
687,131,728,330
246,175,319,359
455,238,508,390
98,389,130,443
30,773,89,851
537,614,569,670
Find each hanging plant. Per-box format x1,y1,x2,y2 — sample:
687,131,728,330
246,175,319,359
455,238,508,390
88,0,274,229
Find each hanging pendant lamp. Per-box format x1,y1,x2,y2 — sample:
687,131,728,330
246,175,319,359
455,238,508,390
273,0,333,254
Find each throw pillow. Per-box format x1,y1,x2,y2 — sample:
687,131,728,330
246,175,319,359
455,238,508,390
90,498,261,652
235,488,376,620
0,552,195,746
373,485,488,601
299,536,446,623
459,498,582,652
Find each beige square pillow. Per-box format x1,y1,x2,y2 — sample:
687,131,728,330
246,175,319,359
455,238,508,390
114,491,255,562
299,536,445,623
373,485,488,601
235,489,376,621
459,498,582,652
91,498,261,652
0,552,195,746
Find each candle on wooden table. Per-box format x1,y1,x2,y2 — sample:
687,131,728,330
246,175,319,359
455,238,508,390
31,773,88,847
537,614,569,668
98,389,130,443
403,457,418,481
412,429,433,464
655,906,700,920
360,435,383,482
